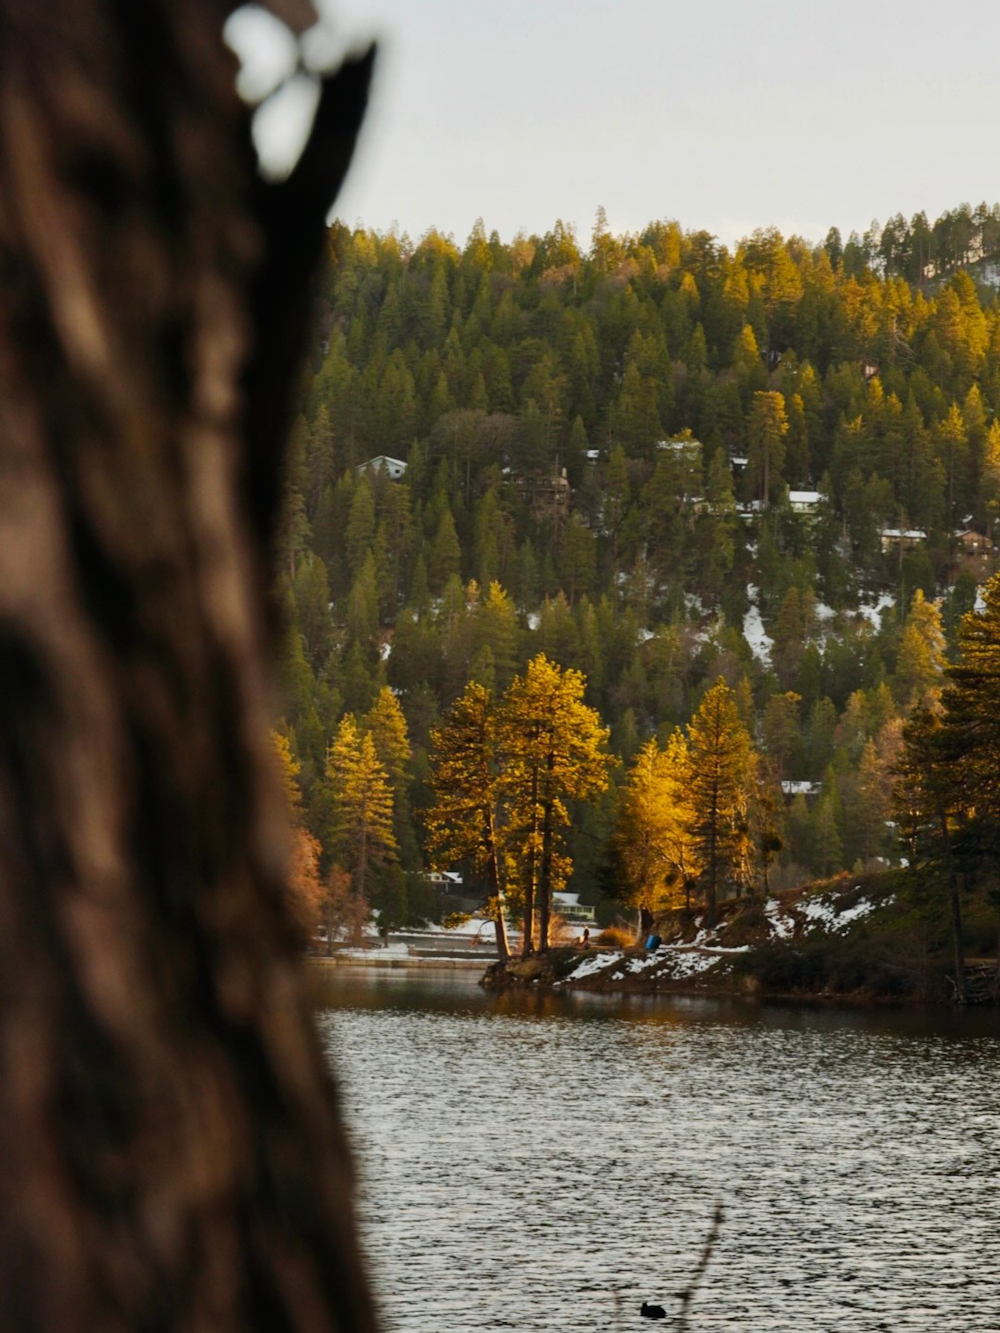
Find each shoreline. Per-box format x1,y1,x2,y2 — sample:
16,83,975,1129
307,953,490,972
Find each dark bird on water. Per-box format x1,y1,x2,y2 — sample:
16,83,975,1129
640,1301,667,1319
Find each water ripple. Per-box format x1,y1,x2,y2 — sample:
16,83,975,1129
315,971,1000,1332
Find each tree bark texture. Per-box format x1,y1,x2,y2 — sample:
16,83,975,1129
0,4,376,1331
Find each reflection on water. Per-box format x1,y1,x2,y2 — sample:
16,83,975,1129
314,966,1000,1332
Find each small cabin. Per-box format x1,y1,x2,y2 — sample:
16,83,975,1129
781,780,821,802
788,490,822,517
357,455,408,481
552,892,595,925
426,871,463,890
879,528,926,554
955,529,992,555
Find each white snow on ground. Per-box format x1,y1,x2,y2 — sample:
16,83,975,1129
420,916,498,937
555,950,623,983
557,891,896,986
743,585,773,665
766,898,795,940
336,942,411,959
659,951,718,978
526,611,541,630
799,892,891,933
814,600,836,621
858,592,895,628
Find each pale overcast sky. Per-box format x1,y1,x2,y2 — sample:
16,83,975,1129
241,0,1000,250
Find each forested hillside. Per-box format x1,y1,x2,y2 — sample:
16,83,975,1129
275,204,1000,934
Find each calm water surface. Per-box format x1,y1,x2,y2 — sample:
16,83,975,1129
312,967,1000,1332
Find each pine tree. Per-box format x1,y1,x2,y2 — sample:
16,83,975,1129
345,474,376,580
559,512,597,605
363,686,415,865
761,691,802,783
745,390,789,507
942,571,1000,962
327,716,397,918
895,588,946,707
426,683,510,960
611,733,700,935
363,686,411,791
892,706,967,999
476,581,520,691
428,506,462,593
500,656,612,952
685,678,755,924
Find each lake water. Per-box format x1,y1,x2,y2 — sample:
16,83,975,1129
311,966,1000,1332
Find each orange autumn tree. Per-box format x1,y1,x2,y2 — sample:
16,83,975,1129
271,730,324,937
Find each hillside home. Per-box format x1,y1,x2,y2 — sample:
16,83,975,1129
357,455,407,480
552,892,595,925
781,780,822,801
788,490,823,517
512,468,571,525
955,529,992,555
426,871,463,890
879,528,927,554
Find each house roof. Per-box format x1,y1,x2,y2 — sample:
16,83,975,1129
357,455,407,473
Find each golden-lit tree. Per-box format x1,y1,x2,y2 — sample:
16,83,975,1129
362,685,411,791
896,588,946,707
327,716,396,909
271,731,324,935
612,732,700,937
745,390,789,507
426,682,510,961
501,655,612,952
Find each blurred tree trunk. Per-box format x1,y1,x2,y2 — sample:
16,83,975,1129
0,3,377,1331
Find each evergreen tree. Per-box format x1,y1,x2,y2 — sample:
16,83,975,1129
500,656,612,952
685,678,755,924
611,733,700,934
428,507,462,593
895,588,946,706
327,716,397,917
745,390,789,507
426,682,511,960
892,706,967,999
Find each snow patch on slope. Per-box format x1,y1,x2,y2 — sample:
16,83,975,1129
743,585,773,665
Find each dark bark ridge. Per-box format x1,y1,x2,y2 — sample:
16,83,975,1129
0,4,375,1331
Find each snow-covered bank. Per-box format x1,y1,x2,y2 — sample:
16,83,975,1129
518,878,927,1003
